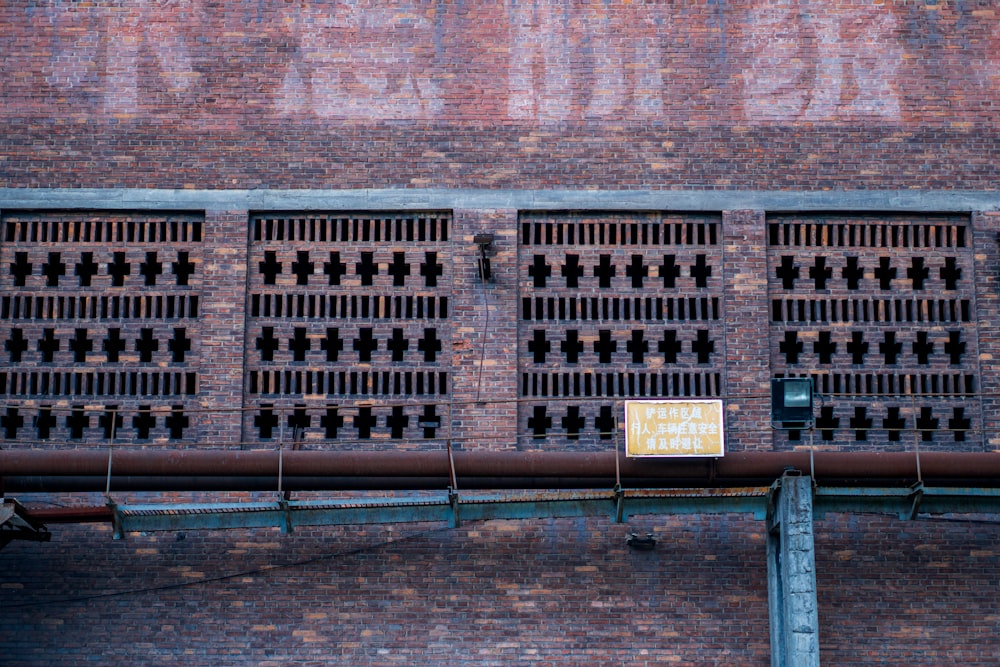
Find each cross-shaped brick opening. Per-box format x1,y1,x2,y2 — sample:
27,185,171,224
324,252,347,286
388,252,411,287
561,406,585,440
660,255,681,289
172,251,196,286
75,252,99,287
355,252,378,286
10,252,32,287
594,330,617,364
133,406,157,440
42,252,66,287
256,327,279,362
288,251,312,286
561,255,583,288
140,251,163,287
594,255,615,288
842,257,864,290
420,252,443,288
108,252,131,287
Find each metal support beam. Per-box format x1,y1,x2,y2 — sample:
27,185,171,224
105,488,771,537
767,473,821,667
18,484,1000,534
813,485,1000,519
0,499,52,550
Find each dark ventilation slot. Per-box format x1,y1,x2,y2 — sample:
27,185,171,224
521,219,718,246
769,220,968,248
522,372,721,398
252,214,449,243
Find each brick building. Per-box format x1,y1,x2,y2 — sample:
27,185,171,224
1,2,998,665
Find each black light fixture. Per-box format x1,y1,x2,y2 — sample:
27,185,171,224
771,377,814,427
474,234,494,283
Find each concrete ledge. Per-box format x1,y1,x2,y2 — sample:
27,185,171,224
1,188,999,212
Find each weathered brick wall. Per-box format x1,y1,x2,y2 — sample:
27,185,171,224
2,1,999,189
2,206,997,667
2,2,1000,666
0,212,206,446
3,209,991,451
2,515,996,666
815,514,1000,665
767,213,981,451
243,212,453,450
517,212,724,450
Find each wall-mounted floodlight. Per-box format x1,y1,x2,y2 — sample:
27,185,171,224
474,234,494,283
771,377,814,427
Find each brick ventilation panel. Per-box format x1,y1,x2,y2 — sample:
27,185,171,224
244,212,452,449
518,212,724,450
767,213,980,450
0,212,204,445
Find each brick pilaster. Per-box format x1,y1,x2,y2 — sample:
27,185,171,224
723,210,773,451
449,209,519,451
197,210,249,447
971,212,1000,451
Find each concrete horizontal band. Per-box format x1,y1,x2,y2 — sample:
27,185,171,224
1,188,1000,212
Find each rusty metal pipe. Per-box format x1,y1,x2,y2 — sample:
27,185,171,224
3,475,733,493
1,450,998,488
22,506,115,524
4,476,627,492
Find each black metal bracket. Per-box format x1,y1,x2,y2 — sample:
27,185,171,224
108,497,124,540
614,484,625,524
0,499,52,550
448,487,461,528
474,234,494,283
908,481,925,520
626,532,657,550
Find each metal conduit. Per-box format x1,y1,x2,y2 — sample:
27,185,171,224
3,450,999,489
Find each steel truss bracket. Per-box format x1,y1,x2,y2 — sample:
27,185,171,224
108,498,124,540
765,478,783,536
614,484,625,523
278,498,294,534
448,487,461,529
1,500,52,543
0,499,52,550
906,481,925,521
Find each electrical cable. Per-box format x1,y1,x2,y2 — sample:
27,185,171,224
3,524,451,611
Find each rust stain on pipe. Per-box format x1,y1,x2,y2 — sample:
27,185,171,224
1,450,998,486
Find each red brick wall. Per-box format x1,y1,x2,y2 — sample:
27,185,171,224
1,516,768,666
815,514,1000,665
2,207,997,666
2,515,997,666
2,3,1000,665
2,1,999,189
766,213,981,451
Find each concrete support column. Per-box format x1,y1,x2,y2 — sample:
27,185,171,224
767,472,820,667
722,210,773,451
197,210,250,447
448,209,520,451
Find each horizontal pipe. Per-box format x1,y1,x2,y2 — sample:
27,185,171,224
23,506,114,524
2,450,999,490
5,476,647,493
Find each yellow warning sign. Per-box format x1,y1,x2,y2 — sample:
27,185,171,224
624,399,725,457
